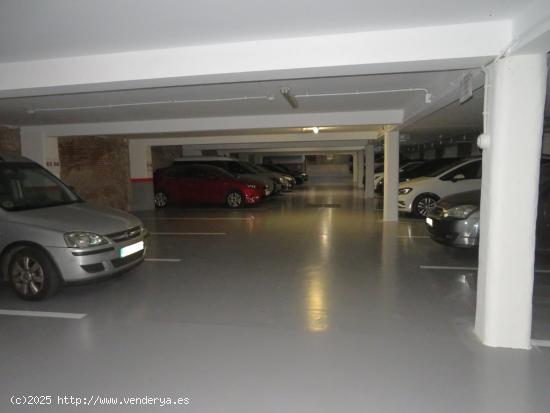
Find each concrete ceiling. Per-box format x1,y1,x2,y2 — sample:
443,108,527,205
0,0,526,63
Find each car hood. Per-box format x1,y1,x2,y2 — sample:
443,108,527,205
400,176,432,186
7,202,143,235
438,190,481,209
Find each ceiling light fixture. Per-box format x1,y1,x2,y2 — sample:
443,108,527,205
312,127,320,134
280,87,299,109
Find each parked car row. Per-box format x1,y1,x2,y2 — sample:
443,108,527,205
154,156,308,209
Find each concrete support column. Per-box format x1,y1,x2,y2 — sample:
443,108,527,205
383,129,399,221
364,145,375,198
20,127,60,177
357,150,365,189
352,153,358,186
129,140,154,211
253,154,263,164
475,54,547,349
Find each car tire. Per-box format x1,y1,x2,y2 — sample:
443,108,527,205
226,190,244,208
412,193,439,218
154,192,168,208
8,247,61,301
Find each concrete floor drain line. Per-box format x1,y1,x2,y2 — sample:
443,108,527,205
0,309,87,319
420,265,550,273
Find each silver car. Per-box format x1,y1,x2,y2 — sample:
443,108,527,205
0,154,148,300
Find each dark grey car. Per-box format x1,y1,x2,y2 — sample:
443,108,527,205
0,154,148,300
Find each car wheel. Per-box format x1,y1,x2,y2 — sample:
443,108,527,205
412,194,439,217
9,247,61,301
226,191,244,208
154,192,168,208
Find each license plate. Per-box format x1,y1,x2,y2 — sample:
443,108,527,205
426,217,433,227
120,241,144,258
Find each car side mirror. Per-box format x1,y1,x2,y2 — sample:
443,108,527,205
451,173,466,182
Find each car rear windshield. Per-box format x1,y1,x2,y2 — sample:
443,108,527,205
0,163,80,211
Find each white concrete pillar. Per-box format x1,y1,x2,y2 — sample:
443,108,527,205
352,153,358,185
20,127,60,177
383,129,399,221
129,140,154,211
475,54,547,349
364,145,375,198
357,150,365,189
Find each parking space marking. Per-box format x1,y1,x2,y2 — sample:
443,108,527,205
420,265,550,274
145,258,182,262
532,339,550,348
150,232,227,236
0,309,87,319
142,217,253,221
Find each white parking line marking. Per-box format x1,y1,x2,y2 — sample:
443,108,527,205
0,310,87,319
150,232,227,236
145,258,182,262
532,339,550,347
142,217,253,221
420,265,550,273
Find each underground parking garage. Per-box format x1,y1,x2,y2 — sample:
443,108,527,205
1,1,550,412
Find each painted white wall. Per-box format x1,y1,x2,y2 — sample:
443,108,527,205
383,130,399,221
20,127,60,177
475,54,548,349
128,140,152,180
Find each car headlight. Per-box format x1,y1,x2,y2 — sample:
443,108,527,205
399,187,413,195
64,232,109,248
247,184,257,189
443,205,478,219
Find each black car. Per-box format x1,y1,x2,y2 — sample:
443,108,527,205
262,164,308,184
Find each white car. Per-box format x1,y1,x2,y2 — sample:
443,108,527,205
398,158,482,217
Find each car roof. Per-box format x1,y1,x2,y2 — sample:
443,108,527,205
174,156,238,162
0,152,34,163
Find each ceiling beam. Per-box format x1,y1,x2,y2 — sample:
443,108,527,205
0,21,510,99
27,112,396,137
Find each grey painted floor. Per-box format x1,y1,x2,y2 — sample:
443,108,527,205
1,184,550,412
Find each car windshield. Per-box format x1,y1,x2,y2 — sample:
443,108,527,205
424,158,470,177
0,163,80,211
247,164,270,173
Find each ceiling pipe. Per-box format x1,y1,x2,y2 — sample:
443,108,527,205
26,95,275,114
295,88,432,104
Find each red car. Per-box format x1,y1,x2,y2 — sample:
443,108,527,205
153,164,266,208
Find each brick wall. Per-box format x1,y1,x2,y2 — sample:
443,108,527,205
59,136,130,210
0,126,21,155
151,145,182,171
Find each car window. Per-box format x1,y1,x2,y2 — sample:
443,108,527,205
0,164,79,211
441,160,481,180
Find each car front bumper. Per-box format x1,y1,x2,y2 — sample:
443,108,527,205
46,233,148,283
425,216,479,248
